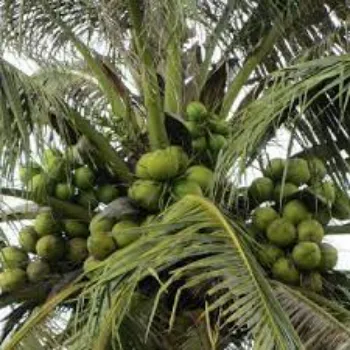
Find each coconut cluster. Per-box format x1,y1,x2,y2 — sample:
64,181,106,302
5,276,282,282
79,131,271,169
0,146,122,293
20,148,120,210
185,102,229,158
129,146,214,211
247,157,346,292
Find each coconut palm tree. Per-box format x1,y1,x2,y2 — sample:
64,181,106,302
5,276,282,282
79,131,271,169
0,0,350,349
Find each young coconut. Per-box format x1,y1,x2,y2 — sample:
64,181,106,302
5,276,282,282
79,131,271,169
96,184,119,204
74,166,95,189
89,215,115,235
310,181,336,204
286,158,311,185
252,207,279,232
83,256,101,279
19,226,39,253
185,165,214,193
64,220,89,238
186,101,208,122
266,218,296,247
172,180,203,200
87,232,116,260
128,180,163,212
306,157,327,181
0,268,27,292
0,247,28,269
282,200,310,225
257,244,284,268
249,177,274,203
146,148,181,181
55,183,74,201
36,235,65,261
319,243,338,271
34,211,61,237
272,258,300,285
67,238,88,264
263,158,285,180
297,219,324,243
26,260,50,283
112,220,141,248
301,272,323,293
292,242,321,270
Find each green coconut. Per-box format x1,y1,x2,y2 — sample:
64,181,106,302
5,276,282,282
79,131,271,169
64,220,89,238
112,220,140,248
208,119,229,135
185,165,214,193
332,190,350,220
87,232,116,260
26,260,50,283
89,216,115,235
186,101,208,122
168,146,190,174
55,183,74,201
292,242,321,270
306,157,327,181
319,243,338,271
257,244,284,268
252,207,279,232
19,163,41,183
249,177,274,203
146,148,180,181
314,207,332,225
192,137,207,153
185,121,205,138
19,226,39,253
83,256,101,278
67,238,88,264
286,158,311,185
28,173,53,201
36,235,65,261
301,272,323,293
263,158,286,180
310,181,336,204
0,247,28,269
96,184,119,204
74,166,95,189
266,218,296,247
0,268,27,292
135,153,153,179
172,179,203,200
272,258,300,285
34,211,60,237
76,190,99,210
128,180,163,212
273,182,299,202
208,134,227,154
282,200,310,225
297,219,324,243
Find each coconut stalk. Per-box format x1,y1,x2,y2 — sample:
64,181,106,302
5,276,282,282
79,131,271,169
127,0,169,150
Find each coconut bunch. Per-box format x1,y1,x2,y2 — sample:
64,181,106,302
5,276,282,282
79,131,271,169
0,208,90,292
185,101,229,159
20,147,120,210
129,145,214,212
245,156,348,293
